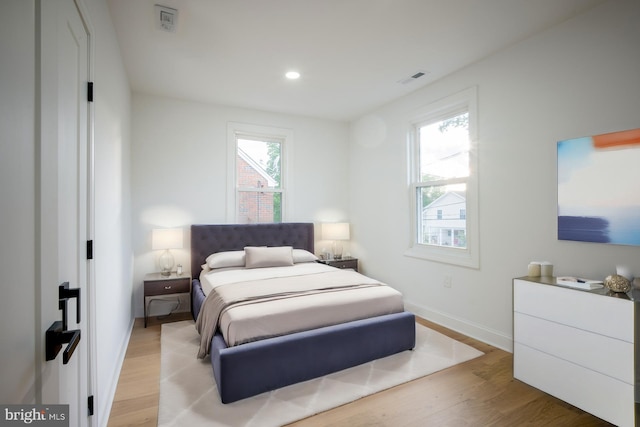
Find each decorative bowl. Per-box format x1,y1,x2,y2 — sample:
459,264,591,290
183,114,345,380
604,274,631,293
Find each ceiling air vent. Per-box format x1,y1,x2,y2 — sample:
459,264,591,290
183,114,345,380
397,70,429,85
155,5,178,33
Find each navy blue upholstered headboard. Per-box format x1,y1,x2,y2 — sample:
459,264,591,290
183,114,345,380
190,223,315,277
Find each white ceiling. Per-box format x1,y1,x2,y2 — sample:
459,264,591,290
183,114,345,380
107,0,604,121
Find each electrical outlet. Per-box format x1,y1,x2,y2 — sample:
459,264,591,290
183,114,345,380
443,275,452,288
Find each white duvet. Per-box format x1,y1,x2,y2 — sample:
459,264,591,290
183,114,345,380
197,262,404,351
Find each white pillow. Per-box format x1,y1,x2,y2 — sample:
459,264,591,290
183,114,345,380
206,250,245,269
292,249,318,263
244,246,294,269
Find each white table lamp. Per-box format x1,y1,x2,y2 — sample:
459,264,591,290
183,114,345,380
322,223,350,259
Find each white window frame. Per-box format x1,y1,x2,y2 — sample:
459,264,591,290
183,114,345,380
405,87,479,268
227,122,293,223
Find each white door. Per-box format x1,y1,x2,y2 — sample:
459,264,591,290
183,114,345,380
39,0,92,425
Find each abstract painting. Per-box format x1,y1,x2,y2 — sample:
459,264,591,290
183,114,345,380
557,128,640,246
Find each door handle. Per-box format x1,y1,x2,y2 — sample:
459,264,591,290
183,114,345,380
59,282,80,329
45,321,81,364
46,282,82,364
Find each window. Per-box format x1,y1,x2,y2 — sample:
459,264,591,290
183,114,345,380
227,123,292,223
406,88,479,268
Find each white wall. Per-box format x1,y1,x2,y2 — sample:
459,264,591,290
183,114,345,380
130,94,350,316
84,0,133,423
0,0,36,405
349,0,640,350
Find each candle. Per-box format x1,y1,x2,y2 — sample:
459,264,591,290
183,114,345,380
540,262,553,277
528,262,541,277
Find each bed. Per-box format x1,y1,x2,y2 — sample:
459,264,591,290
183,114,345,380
190,223,416,403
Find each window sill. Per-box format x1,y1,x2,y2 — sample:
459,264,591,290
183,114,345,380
404,245,479,269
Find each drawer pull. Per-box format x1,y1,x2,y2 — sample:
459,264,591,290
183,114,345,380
164,286,172,290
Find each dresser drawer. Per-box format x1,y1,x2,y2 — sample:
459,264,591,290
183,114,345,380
514,343,634,427
513,279,633,342
514,312,633,383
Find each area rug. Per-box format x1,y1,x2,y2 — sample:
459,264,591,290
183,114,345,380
158,320,483,427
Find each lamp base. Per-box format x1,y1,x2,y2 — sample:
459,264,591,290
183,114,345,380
333,241,343,260
159,249,175,277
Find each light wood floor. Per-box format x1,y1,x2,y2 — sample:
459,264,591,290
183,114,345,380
107,315,613,427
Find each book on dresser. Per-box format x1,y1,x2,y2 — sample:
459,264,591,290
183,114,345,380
555,276,604,290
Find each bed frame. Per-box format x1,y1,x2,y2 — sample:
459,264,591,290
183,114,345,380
190,223,416,403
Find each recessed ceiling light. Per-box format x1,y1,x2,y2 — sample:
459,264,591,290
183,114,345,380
285,71,301,80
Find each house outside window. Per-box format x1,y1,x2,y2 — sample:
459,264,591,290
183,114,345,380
227,123,292,223
406,87,479,268
236,139,281,223
424,192,466,247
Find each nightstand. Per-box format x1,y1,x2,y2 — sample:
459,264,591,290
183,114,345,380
317,257,358,272
144,273,191,327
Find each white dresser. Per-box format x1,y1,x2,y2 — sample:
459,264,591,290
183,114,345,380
513,277,636,427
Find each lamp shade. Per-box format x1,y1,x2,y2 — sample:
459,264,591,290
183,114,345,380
152,228,183,250
322,223,350,241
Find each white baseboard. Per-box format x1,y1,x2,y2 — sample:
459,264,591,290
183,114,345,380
405,301,513,353
97,316,135,427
